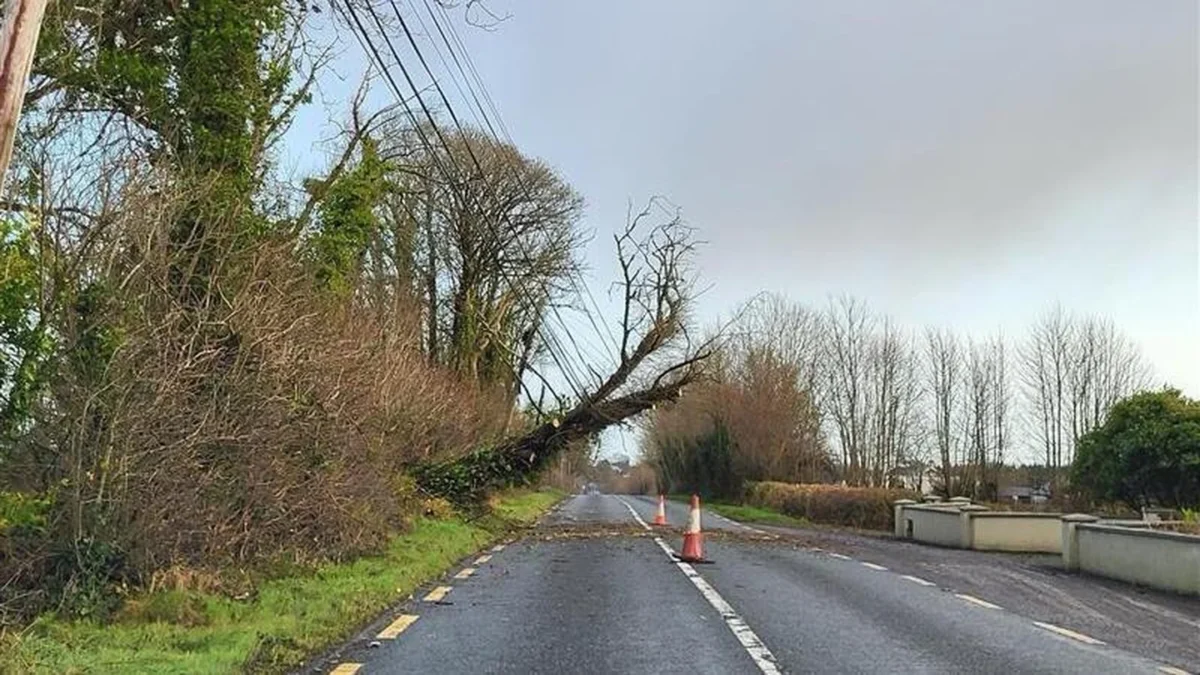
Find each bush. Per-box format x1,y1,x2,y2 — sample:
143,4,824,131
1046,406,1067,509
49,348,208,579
1072,389,1200,510
745,481,919,531
0,197,510,621
652,421,744,500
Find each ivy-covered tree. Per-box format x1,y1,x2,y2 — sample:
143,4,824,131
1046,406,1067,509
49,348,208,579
308,139,391,295
1071,389,1200,509
0,217,50,445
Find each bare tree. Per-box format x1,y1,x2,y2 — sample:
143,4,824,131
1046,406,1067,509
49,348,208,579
1020,307,1149,489
961,335,1010,499
865,319,921,487
1068,316,1150,442
990,336,1010,490
1020,306,1073,486
427,201,718,496
925,327,962,496
821,296,876,484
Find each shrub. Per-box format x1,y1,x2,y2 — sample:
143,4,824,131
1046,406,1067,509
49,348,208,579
0,492,50,535
1072,389,1200,510
745,481,919,531
0,196,510,620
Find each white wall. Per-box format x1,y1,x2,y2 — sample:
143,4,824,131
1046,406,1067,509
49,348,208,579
902,506,963,548
970,513,1062,553
1075,525,1200,596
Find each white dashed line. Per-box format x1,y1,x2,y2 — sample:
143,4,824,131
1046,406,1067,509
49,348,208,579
900,574,936,587
828,553,852,560
1158,666,1192,675
860,562,888,571
423,586,452,602
453,567,475,580
618,498,781,674
955,593,1002,610
474,554,492,565
491,544,506,553
1033,621,1105,646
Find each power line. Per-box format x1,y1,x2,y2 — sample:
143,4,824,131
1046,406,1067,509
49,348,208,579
376,0,604,394
337,0,593,402
413,0,622,363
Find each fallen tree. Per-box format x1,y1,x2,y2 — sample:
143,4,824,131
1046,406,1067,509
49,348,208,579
416,202,717,502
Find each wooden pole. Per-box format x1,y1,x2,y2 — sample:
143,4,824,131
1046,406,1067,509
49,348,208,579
0,0,50,189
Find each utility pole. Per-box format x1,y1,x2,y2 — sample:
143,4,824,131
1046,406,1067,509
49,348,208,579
0,0,50,189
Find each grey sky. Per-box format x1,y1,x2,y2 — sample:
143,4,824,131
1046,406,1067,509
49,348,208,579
286,1,1199,459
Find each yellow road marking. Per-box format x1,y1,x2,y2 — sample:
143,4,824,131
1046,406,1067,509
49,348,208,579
454,567,476,579
474,554,492,565
955,593,1002,610
377,614,419,639
423,585,452,602
491,544,506,552
1033,621,1105,645
329,664,362,675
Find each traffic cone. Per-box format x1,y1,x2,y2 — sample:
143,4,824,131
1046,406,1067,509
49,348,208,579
652,494,668,526
678,494,706,562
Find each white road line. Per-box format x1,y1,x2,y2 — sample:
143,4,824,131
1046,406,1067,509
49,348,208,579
453,567,475,580
1033,621,1105,645
955,593,1002,610
617,498,781,675
490,544,506,553
652,536,782,674
900,574,936,587
860,562,888,571
474,554,492,565
828,553,852,560
1158,666,1192,675
620,499,652,530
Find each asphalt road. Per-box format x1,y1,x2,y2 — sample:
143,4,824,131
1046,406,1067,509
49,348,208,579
321,493,1196,674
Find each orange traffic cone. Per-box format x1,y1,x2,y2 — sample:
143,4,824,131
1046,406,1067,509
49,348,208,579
678,494,706,562
652,495,668,526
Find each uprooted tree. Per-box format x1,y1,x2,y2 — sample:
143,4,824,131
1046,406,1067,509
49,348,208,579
415,202,716,503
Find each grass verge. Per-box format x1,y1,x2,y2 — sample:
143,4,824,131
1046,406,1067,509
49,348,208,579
666,495,810,529
0,488,564,675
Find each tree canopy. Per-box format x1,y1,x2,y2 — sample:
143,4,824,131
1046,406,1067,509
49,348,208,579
1071,389,1200,509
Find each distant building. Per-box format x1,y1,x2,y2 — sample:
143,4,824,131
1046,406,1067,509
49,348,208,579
997,484,1051,504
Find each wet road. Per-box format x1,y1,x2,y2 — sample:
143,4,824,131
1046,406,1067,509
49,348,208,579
323,493,1193,674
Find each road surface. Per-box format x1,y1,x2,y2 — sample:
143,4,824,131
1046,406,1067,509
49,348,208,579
316,493,1199,674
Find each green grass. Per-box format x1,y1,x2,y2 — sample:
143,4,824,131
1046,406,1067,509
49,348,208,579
668,495,810,529
0,488,563,675
489,487,564,526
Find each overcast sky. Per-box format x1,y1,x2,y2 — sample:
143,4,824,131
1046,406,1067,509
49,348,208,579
287,1,1199,461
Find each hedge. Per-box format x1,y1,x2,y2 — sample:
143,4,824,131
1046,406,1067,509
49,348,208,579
745,481,920,531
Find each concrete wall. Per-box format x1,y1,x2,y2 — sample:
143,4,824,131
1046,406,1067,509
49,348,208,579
901,505,964,548
1073,524,1200,596
969,513,1062,553
896,502,1063,553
